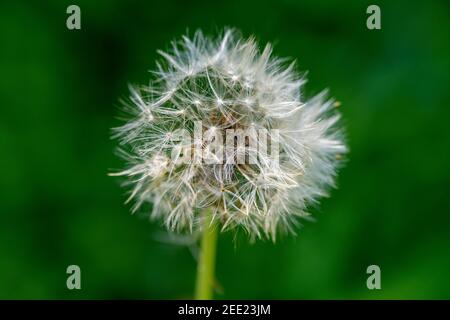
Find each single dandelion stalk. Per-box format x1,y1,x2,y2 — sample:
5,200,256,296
110,28,347,299
195,208,217,300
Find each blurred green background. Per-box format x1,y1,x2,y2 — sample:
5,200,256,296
1,0,449,299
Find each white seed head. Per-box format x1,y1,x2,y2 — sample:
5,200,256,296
111,29,347,240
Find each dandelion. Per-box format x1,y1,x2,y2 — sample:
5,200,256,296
110,29,347,299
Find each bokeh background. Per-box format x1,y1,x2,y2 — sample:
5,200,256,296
1,0,449,299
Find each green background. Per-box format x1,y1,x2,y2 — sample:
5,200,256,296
1,0,449,299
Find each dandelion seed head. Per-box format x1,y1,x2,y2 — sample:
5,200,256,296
111,29,347,240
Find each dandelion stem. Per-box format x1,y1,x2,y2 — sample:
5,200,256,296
195,208,218,300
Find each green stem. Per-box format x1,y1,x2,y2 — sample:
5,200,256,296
195,208,218,300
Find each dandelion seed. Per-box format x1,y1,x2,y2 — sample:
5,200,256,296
111,29,347,240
